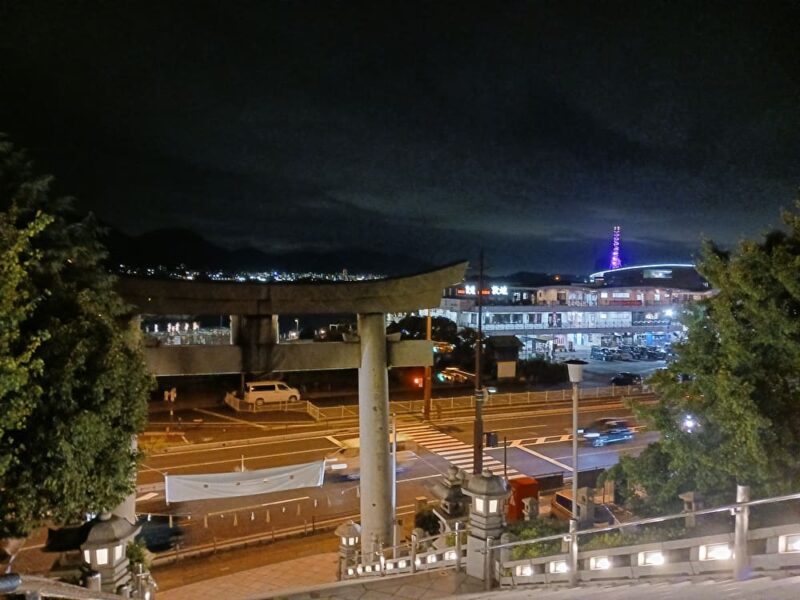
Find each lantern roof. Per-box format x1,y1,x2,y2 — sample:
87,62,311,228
463,469,509,498
334,520,362,538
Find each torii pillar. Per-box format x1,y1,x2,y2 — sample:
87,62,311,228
357,313,392,558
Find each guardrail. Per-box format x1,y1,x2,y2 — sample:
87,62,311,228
387,385,644,415
224,393,321,421
306,386,645,423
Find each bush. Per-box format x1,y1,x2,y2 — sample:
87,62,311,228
414,509,441,536
581,522,686,551
507,517,568,559
127,539,153,572
520,359,568,385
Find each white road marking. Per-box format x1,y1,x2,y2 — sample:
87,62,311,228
512,441,572,471
261,496,310,507
399,424,523,478
194,408,269,430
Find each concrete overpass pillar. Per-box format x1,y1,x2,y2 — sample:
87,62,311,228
229,315,240,345
237,314,280,374
357,313,392,558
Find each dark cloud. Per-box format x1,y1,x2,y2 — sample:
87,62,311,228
1,1,798,274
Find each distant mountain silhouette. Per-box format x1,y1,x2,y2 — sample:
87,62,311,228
101,227,434,276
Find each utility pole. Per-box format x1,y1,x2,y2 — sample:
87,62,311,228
423,310,433,420
473,249,485,474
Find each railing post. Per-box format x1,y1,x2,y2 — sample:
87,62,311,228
734,484,750,580
484,536,494,591
410,532,417,573
569,519,579,587
455,521,463,572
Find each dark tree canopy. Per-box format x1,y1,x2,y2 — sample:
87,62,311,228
608,206,800,515
0,136,152,538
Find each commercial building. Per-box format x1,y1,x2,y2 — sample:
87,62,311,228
433,264,713,358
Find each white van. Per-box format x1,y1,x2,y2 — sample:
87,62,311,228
244,381,301,406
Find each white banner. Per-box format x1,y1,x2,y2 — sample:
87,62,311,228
165,460,325,503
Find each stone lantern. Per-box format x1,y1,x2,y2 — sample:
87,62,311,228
430,465,469,518
79,512,140,593
463,469,510,580
334,520,361,579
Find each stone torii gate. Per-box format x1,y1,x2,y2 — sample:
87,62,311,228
116,261,467,556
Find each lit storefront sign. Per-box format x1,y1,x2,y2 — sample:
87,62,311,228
457,285,508,296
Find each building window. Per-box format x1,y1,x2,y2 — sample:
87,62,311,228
612,292,630,299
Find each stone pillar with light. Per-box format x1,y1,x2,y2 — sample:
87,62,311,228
335,520,361,579
463,469,509,582
566,359,587,586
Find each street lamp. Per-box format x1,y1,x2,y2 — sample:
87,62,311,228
566,359,587,586
294,318,300,339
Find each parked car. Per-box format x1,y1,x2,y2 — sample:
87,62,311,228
243,380,301,406
578,418,635,447
590,346,616,361
609,372,642,386
136,515,185,552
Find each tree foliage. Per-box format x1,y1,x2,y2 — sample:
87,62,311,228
0,136,153,538
607,206,800,514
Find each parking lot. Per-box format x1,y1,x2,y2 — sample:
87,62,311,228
567,348,668,387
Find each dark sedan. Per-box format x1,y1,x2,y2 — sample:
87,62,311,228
579,418,635,447
609,372,642,386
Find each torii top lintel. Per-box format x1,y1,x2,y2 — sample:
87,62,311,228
115,261,468,316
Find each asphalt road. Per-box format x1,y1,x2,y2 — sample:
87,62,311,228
135,392,656,558
133,357,665,557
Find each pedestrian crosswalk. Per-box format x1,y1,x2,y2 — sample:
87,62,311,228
399,424,526,480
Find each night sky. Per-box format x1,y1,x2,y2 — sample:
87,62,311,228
1,1,798,274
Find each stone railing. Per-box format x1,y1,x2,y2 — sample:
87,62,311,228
343,525,468,580
491,489,800,589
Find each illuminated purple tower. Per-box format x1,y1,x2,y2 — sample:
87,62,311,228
609,225,622,270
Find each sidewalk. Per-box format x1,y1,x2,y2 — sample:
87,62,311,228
158,552,339,600
158,552,484,600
